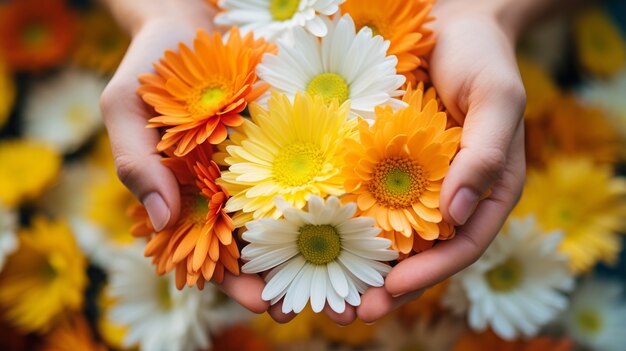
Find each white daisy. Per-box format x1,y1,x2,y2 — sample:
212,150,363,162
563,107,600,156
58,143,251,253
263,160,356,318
215,0,344,41
256,14,406,119
241,195,398,314
374,316,464,351
105,243,250,351
442,216,575,340
578,69,626,140
561,278,626,351
0,205,18,271
23,68,105,153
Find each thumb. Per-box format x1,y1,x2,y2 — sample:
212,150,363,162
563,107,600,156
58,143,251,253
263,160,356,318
440,83,526,226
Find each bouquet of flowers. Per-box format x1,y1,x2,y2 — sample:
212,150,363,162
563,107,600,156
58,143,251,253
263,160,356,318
130,0,463,315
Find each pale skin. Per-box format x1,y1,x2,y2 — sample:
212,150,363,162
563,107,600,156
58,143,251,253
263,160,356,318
100,0,561,324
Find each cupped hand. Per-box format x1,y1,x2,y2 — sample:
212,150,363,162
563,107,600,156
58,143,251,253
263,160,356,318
357,3,527,323
100,1,270,316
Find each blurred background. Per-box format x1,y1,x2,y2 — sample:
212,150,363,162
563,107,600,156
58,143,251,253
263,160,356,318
0,0,626,350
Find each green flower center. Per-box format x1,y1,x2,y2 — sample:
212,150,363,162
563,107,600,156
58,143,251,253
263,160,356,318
156,278,173,310
21,22,50,48
187,84,229,116
576,309,603,335
298,224,341,265
182,192,209,224
369,157,428,209
306,73,350,105
270,0,300,21
273,142,324,187
486,258,522,292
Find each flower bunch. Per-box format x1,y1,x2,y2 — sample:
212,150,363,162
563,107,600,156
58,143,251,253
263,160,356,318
134,0,459,314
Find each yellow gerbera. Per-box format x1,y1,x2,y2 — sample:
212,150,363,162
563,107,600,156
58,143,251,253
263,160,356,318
340,0,435,86
72,9,130,74
513,158,626,273
574,8,626,77
0,140,62,207
517,56,559,121
342,86,461,244
217,93,357,226
0,217,87,333
0,59,15,129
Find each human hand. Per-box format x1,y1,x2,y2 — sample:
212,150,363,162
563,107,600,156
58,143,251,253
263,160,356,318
99,0,269,315
357,0,528,323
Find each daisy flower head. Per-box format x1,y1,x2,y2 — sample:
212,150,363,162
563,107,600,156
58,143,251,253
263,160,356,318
342,85,461,248
41,315,106,351
574,8,626,77
105,244,248,351
0,206,18,271
579,70,626,141
340,0,435,85
443,216,575,340
214,0,345,41
217,92,357,226
130,144,238,289
0,217,87,333
138,28,275,156
23,69,106,154
0,140,62,207
562,278,626,351
513,157,626,273
0,0,77,72
256,14,406,119
241,195,398,314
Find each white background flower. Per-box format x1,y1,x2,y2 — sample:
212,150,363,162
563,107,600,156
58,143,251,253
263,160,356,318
257,15,405,119
215,0,345,41
0,205,18,271
579,69,626,140
241,196,398,314
443,216,575,340
105,243,250,351
23,68,105,153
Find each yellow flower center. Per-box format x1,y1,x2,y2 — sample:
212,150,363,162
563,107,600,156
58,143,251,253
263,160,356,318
187,82,230,117
306,73,350,105
270,0,300,21
576,309,603,335
273,142,324,187
369,157,428,209
486,258,522,292
298,224,341,265
66,105,91,132
156,278,172,310
21,22,50,49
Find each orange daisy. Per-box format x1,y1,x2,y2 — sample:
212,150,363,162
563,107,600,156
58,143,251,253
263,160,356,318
454,329,573,351
342,85,461,250
130,144,239,289
340,0,436,86
0,0,77,72
138,28,275,156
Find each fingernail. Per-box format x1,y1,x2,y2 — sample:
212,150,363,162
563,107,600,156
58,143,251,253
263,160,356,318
449,187,480,226
143,193,170,231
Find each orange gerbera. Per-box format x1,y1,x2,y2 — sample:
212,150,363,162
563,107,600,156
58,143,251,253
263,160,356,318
342,85,461,250
130,144,239,289
41,315,106,351
525,95,622,168
454,330,573,351
138,28,275,156
340,0,435,85
0,0,76,71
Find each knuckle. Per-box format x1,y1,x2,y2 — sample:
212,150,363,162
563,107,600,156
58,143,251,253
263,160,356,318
475,147,507,181
114,154,141,189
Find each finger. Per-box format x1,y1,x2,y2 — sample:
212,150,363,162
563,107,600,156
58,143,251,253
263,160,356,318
386,125,525,297
439,78,526,226
357,287,423,324
101,24,200,230
324,304,356,326
218,272,269,314
268,302,297,324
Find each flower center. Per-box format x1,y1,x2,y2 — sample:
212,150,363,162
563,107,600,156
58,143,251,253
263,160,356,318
156,278,173,310
306,73,350,105
182,192,209,224
21,22,50,49
486,258,522,292
43,252,66,280
297,224,341,265
369,157,428,209
576,309,603,335
273,142,324,187
270,0,300,21
187,83,230,117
